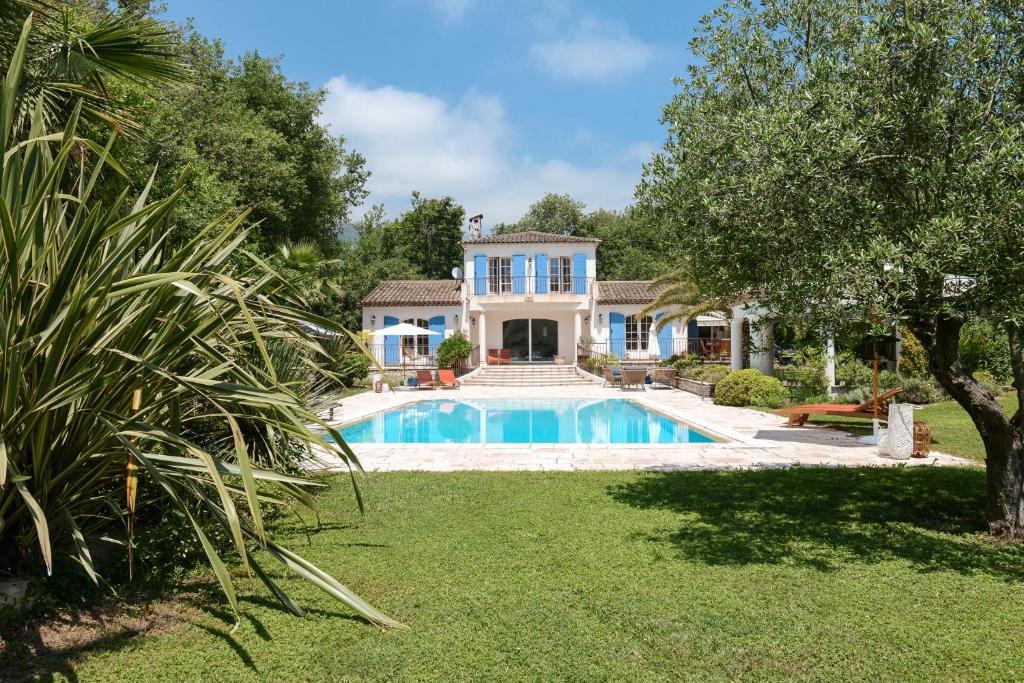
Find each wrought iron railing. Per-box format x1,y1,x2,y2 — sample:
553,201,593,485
576,338,731,365
366,343,481,374
472,275,592,296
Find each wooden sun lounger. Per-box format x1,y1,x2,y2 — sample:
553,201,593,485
780,387,904,427
415,369,437,389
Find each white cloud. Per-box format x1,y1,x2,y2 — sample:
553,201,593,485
529,21,654,82
427,0,475,22
320,76,641,226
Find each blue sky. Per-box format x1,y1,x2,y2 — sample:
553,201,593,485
160,0,718,225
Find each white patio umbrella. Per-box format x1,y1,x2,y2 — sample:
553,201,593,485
371,322,439,338
371,322,439,386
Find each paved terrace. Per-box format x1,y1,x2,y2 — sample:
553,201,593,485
310,384,970,473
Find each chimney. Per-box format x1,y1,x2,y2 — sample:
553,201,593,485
468,213,483,240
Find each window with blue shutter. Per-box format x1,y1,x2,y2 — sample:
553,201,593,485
656,313,673,358
572,253,586,293
428,315,445,355
534,253,548,293
473,255,487,294
383,315,399,365
512,254,526,294
609,312,626,358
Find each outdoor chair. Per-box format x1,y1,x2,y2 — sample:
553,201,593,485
649,367,676,389
779,387,904,427
437,369,460,389
415,369,437,390
487,348,511,365
621,368,648,391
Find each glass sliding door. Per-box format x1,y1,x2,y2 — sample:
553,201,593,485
530,319,557,362
501,318,558,362
502,319,529,363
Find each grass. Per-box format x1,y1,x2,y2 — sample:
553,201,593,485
12,468,1024,681
808,393,1019,463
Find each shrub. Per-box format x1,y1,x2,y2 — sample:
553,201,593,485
898,326,930,377
835,353,874,388
436,331,474,369
714,369,789,408
336,353,371,386
318,335,372,389
844,371,945,405
972,370,1004,396
959,319,1013,383
679,363,729,384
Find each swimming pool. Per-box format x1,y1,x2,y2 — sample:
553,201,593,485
331,398,717,445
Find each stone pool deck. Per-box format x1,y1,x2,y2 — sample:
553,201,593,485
309,384,970,473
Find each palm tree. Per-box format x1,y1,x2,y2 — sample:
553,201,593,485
639,265,724,333
0,1,185,137
277,241,345,312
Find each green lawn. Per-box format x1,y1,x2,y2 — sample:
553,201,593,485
17,468,1024,681
808,394,1019,463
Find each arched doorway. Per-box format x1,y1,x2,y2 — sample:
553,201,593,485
502,318,558,363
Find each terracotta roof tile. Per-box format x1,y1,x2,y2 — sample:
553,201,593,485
596,280,662,305
361,280,462,306
462,230,601,245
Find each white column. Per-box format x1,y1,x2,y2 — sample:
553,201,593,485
750,320,774,376
478,312,487,364
824,334,836,394
574,311,582,348
730,310,744,371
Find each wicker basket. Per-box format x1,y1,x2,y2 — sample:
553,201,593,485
912,421,932,458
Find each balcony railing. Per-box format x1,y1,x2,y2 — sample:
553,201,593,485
472,275,592,296
365,343,480,376
577,338,731,365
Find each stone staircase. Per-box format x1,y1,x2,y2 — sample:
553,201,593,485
461,364,598,387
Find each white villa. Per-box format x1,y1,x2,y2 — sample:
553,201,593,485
361,217,777,374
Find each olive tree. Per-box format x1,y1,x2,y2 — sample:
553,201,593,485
644,0,1024,534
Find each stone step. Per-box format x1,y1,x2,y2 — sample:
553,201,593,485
462,378,595,385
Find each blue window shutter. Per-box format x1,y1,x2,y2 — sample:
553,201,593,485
428,315,445,355
656,313,673,358
534,253,548,293
474,255,487,294
687,319,699,355
572,253,586,293
512,254,526,294
609,312,625,358
383,315,399,365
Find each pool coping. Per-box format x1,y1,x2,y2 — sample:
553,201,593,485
318,394,762,449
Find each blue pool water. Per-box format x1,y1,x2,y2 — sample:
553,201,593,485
332,398,717,445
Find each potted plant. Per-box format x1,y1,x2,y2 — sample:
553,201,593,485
436,331,474,373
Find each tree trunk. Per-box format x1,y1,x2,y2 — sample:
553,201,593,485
913,316,1024,537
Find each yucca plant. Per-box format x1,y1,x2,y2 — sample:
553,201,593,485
0,17,399,628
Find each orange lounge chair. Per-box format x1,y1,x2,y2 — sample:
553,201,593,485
780,387,904,427
437,369,460,389
415,369,436,389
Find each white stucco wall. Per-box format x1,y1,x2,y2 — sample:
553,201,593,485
361,306,462,336
463,242,598,284
477,309,579,360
